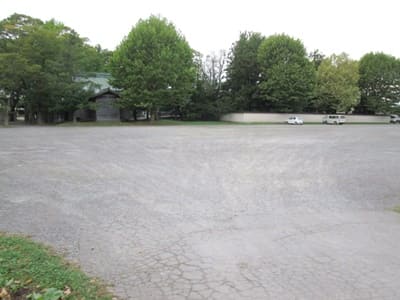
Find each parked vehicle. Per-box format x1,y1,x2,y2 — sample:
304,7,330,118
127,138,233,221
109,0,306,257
287,116,304,125
390,114,400,124
322,115,346,125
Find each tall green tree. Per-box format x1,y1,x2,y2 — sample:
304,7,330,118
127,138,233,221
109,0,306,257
0,14,100,123
182,51,227,120
19,20,91,122
0,53,39,125
356,52,400,114
110,16,196,120
257,34,316,112
0,14,42,124
314,53,360,113
225,32,264,111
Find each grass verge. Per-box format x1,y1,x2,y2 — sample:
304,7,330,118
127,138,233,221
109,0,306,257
394,206,400,214
0,234,113,300
57,120,247,126
54,120,322,126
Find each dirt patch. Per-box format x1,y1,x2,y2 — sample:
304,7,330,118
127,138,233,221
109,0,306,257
11,288,33,300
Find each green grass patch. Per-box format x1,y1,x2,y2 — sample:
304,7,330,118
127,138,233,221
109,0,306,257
0,234,113,300
394,206,400,214
56,120,318,126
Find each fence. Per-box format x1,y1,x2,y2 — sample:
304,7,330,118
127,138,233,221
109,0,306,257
221,113,390,123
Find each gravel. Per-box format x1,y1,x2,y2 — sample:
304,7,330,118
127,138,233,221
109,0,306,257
1,125,400,299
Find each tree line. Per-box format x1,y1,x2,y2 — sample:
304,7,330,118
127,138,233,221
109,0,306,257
1,14,400,125
0,13,111,125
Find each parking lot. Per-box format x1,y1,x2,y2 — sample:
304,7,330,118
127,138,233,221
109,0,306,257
1,125,400,299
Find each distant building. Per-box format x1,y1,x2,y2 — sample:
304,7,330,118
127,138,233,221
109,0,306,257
74,73,129,122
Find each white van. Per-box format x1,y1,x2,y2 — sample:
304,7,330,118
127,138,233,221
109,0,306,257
322,115,346,125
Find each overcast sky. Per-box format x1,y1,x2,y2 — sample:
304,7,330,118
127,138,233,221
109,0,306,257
1,0,399,59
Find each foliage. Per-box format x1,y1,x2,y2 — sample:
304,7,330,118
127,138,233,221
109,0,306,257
309,49,325,70
0,53,37,125
0,234,112,300
257,34,316,112
0,13,43,53
3,13,400,121
0,13,110,124
110,15,196,120
356,52,400,114
314,53,360,113
182,51,227,120
28,288,64,300
0,278,20,293
225,32,265,111
80,44,113,73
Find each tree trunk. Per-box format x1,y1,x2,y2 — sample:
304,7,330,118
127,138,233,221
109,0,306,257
37,111,44,125
151,107,159,121
3,110,9,126
28,111,34,124
25,111,32,124
3,100,9,126
133,109,137,121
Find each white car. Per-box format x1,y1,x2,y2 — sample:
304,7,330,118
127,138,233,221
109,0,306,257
287,116,304,125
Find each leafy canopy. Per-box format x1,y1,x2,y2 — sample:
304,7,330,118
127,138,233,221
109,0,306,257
0,13,112,123
357,52,400,114
315,53,360,113
257,34,316,112
225,32,264,111
110,16,196,114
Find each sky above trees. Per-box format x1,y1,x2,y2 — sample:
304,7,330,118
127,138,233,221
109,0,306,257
1,0,400,59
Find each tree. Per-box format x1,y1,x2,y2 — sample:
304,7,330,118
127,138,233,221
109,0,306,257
80,44,113,73
314,53,360,113
0,14,42,124
110,16,196,120
182,51,227,120
257,34,316,112
309,49,325,70
0,53,39,125
356,52,400,114
225,32,264,111
19,20,91,122
0,14,100,123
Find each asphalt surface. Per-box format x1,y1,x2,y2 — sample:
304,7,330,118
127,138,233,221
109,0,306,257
1,125,400,300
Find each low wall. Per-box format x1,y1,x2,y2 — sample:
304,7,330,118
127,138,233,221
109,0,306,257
221,113,390,123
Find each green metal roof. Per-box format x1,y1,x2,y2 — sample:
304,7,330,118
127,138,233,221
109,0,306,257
74,73,113,92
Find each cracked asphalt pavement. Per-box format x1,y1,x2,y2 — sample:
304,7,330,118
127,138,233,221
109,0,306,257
1,125,400,299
